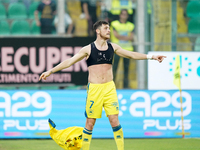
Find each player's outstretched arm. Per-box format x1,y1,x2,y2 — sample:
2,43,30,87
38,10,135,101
112,43,166,63
39,46,89,81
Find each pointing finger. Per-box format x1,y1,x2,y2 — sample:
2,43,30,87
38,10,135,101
39,74,44,81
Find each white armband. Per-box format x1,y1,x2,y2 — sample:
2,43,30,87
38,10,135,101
147,54,153,60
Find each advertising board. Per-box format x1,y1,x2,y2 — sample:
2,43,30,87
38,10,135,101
0,37,95,85
148,52,200,90
0,90,199,138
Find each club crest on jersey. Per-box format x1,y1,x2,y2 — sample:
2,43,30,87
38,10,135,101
89,109,94,115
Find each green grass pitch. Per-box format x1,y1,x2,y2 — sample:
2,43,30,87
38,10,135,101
0,138,200,150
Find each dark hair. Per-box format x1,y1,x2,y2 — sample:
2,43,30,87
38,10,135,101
120,9,128,15
93,20,109,32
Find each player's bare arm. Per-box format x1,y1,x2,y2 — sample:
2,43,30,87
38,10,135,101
112,43,166,63
39,45,90,81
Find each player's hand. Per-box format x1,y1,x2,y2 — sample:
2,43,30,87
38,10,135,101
39,70,52,81
152,55,167,63
86,14,90,20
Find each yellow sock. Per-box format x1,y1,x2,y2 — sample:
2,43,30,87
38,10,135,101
113,125,124,150
82,128,92,150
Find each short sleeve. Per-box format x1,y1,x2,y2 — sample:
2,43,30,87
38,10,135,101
37,3,43,12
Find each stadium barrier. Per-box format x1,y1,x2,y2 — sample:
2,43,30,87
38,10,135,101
0,89,199,138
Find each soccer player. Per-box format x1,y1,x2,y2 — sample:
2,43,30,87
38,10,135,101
39,20,166,150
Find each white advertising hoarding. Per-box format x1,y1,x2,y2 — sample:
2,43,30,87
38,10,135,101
148,52,200,90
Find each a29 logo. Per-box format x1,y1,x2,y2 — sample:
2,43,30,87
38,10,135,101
123,91,192,130
0,91,52,131
129,91,191,117
0,91,52,117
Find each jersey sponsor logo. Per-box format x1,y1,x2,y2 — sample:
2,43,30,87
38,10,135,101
116,107,119,111
112,102,118,107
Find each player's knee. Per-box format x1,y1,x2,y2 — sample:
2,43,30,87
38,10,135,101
110,121,119,127
85,119,96,130
109,118,119,127
86,122,95,130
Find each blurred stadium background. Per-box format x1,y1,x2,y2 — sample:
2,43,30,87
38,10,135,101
0,0,200,149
